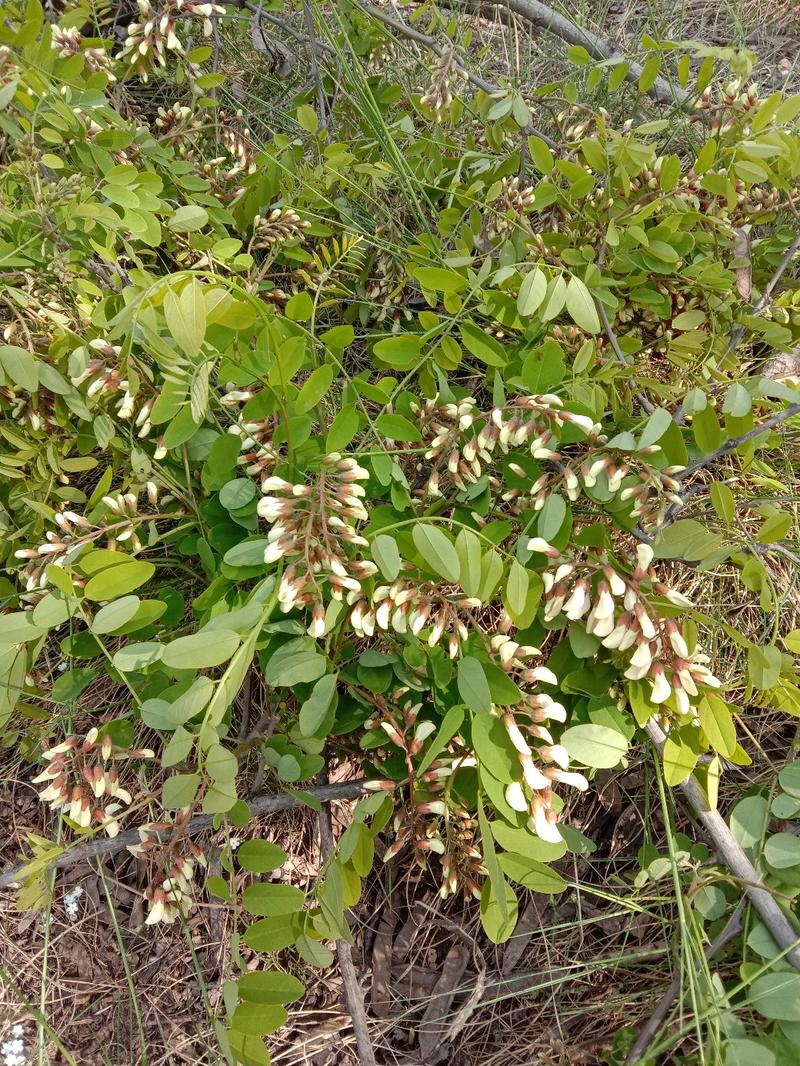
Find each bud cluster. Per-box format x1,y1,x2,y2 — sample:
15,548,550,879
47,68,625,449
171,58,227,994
250,208,310,251
70,338,155,436
127,810,207,925
120,0,225,79
400,392,599,501
420,49,467,121
541,543,721,715
485,176,536,242
219,392,281,487
13,483,166,591
691,80,761,135
50,27,116,81
257,455,378,637
32,728,154,837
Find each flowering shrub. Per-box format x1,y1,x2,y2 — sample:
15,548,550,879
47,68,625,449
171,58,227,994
1,0,800,1061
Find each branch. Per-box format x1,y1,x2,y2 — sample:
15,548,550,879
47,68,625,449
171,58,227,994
624,899,745,1065
355,1,558,148
0,780,368,891
318,803,377,1066
644,719,800,972
444,0,686,107
676,403,800,481
596,296,655,414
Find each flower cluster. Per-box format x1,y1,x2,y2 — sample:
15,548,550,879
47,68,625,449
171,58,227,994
249,208,310,251
691,79,760,135
541,543,721,715
50,26,116,80
70,338,155,435
64,884,84,920
257,455,377,637
350,577,480,658
120,0,225,79
32,728,154,836
507,447,686,530
13,483,166,591
420,49,467,121
485,176,536,241
399,392,598,500
219,393,282,487
127,810,207,925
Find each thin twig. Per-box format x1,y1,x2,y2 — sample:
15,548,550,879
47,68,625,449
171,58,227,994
644,719,800,972
596,297,655,414
301,0,329,133
242,0,336,57
676,403,800,481
318,804,378,1066
624,899,745,1064
0,780,368,890
355,1,558,148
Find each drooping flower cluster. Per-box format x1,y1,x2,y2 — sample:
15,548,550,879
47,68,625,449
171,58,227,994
32,728,154,836
120,0,225,80
249,208,310,251
486,638,589,844
219,391,281,487
484,176,536,242
400,392,599,501
14,482,166,592
127,810,207,925
69,338,155,436
50,26,116,80
363,694,487,897
420,49,467,121
350,577,481,659
540,543,721,715
257,454,378,637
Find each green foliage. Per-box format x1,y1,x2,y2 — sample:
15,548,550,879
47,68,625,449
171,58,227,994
2,1,800,1061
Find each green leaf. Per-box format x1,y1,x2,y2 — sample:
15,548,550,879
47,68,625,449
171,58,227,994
162,772,201,808
231,1002,287,1037
298,673,338,737
505,560,529,620
411,266,467,293
243,883,305,917
285,291,313,322
764,832,800,869
457,656,491,715
161,629,240,669
418,705,465,775
639,407,673,449
373,334,422,369
697,694,736,757
375,413,422,442
112,641,163,672
730,794,769,848
497,853,567,893
238,971,304,1005
219,478,257,510
517,269,547,316
538,493,567,541
460,321,507,366
51,667,95,705
296,103,318,132
456,528,482,598
541,275,567,322
561,724,628,768
479,872,518,944
169,205,208,232
565,276,601,333
264,638,327,687
296,364,334,414
83,561,156,602
243,916,299,952
165,279,206,358
412,524,460,583
710,482,735,525
326,405,359,451
748,644,782,690
237,840,287,873
0,345,38,391
749,973,800,1021
638,54,661,92
371,534,401,581
662,727,700,786
472,714,517,783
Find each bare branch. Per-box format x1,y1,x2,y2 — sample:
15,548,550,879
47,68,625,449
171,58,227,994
676,403,800,481
644,719,800,972
0,780,368,891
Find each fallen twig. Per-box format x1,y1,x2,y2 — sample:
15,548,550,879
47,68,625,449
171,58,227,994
624,900,745,1065
0,780,367,890
446,0,686,106
355,1,558,147
318,802,378,1066
645,719,800,972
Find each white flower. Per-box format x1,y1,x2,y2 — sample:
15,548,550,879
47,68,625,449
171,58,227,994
505,780,528,812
